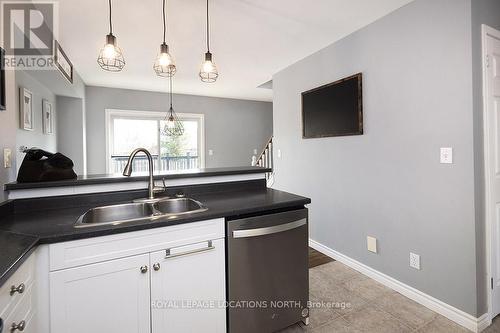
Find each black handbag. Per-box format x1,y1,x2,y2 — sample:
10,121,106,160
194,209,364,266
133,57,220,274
17,149,77,183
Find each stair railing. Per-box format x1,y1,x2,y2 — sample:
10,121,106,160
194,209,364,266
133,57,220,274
253,136,274,186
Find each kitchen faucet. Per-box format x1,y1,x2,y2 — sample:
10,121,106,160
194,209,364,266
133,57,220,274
123,148,164,202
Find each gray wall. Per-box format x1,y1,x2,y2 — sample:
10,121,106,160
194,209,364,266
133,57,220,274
27,67,86,99
273,0,479,316
15,71,57,170
56,96,86,175
1,67,85,202
471,0,500,317
85,86,273,174
0,69,18,202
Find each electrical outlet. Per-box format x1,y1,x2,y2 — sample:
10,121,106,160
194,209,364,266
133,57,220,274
253,149,258,155
440,147,453,164
367,236,377,253
3,148,12,168
277,149,282,158
410,252,421,270
208,149,214,156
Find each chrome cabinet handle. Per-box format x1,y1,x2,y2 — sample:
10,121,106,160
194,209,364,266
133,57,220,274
140,265,148,274
165,240,214,259
9,283,25,296
10,320,25,332
232,219,306,238
153,263,161,271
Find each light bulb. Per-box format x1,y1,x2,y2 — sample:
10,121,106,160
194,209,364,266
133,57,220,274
202,60,216,73
163,107,184,136
159,52,173,67
103,43,117,60
164,113,175,130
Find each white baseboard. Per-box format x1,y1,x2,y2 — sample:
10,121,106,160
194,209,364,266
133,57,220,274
309,239,488,333
477,313,491,332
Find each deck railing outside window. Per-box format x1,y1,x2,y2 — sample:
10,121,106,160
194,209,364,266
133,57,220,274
110,154,199,174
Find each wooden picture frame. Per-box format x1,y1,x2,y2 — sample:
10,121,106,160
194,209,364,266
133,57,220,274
54,40,73,84
42,99,54,134
0,47,5,111
20,87,34,131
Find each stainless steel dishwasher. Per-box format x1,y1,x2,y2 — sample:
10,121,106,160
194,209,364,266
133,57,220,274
227,208,309,333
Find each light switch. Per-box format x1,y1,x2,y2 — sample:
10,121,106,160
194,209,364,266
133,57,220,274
440,147,453,164
367,236,377,253
4,148,12,168
208,149,214,156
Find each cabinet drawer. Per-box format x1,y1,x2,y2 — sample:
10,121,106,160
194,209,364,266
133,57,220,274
2,283,35,333
0,254,35,318
49,218,224,271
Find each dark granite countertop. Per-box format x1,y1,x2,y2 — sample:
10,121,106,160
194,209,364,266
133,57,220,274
0,186,310,287
5,166,272,191
0,231,39,287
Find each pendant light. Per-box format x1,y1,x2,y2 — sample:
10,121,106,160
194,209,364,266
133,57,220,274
97,0,125,72
199,0,218,83
163,75,184,136
153,0,176,77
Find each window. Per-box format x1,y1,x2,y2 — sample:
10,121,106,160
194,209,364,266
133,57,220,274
106,110,204,174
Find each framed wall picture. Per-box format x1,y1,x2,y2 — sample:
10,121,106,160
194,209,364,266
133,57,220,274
20,87,34,131
54,40,73,84
42,99,53,134
0,47,5,111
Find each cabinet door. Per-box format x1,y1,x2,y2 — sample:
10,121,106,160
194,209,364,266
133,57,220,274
150,239,226,333
50,254,151,333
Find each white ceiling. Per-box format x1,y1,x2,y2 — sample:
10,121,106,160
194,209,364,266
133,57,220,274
56,0,414,102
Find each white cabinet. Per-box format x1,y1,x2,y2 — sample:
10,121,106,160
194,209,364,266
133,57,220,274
49,254,151,333
150,239,226,333
0,254,36,333
48,219,226,333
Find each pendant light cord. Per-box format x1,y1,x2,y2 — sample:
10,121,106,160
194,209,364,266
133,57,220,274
169,75,173,110
206,0,210,52
163,0,167,44
108,0,113,34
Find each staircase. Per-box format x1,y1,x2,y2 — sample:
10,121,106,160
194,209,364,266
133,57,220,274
253,136,274,186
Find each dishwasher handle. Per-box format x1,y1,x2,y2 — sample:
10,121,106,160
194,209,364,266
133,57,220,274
232,218,306,238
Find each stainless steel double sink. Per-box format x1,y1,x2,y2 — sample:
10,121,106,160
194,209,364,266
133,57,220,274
74,198,207,228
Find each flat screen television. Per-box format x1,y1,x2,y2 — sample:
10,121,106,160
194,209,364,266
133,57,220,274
301,73,363,138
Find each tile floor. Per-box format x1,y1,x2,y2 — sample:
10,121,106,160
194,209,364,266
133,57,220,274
278,261,491,333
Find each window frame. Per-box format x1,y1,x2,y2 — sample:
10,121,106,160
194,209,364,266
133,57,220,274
105,109,205,174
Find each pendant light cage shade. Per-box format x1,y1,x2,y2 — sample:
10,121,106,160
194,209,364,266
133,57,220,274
163,107,184,136
154,43,177,77
199,52,218,83
163,76,184,136
98,35,125,72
